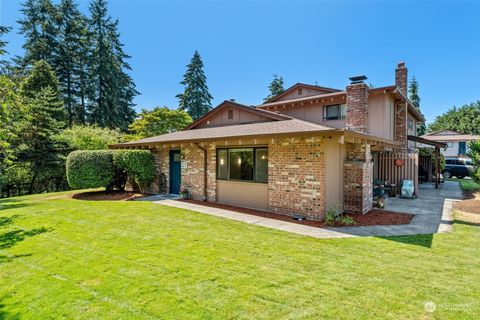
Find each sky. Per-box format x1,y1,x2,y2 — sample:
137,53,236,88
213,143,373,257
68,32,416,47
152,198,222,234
1,0,479,124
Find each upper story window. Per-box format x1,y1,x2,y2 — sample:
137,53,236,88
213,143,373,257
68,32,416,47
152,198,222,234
298,88,303,95
407,118,414,133
227,109,234,120
323,104,346,121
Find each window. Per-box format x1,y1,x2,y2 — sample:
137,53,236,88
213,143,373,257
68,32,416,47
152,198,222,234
217,148,268,183
323,104,346,120
298,88,303,95
407,118,414,132
447,142,453,148
227,109,234,120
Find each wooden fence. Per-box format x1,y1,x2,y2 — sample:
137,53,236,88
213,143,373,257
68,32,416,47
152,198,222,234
373,152,419,196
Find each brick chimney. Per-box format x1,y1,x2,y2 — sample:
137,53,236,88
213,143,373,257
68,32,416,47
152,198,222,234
346,75,369,133
395,61,408,94
394,62,408,150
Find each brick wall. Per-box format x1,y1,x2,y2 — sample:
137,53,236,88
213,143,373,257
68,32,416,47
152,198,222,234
181,144,217,201
395,61,408,94
346,83,369,133
268,137,326,220
395,61,408,151
344,143,373,214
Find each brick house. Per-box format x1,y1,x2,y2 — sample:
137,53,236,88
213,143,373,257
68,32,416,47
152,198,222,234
111,62,424,220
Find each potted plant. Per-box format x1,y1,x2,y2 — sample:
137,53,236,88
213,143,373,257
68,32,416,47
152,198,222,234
179,186,190,199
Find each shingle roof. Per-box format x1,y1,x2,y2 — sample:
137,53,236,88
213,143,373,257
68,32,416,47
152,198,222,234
111,119,339,147
421,134,480,142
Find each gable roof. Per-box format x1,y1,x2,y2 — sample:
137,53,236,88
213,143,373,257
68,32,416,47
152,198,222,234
424,129,464,136
184,100,291,130
263,83,342,104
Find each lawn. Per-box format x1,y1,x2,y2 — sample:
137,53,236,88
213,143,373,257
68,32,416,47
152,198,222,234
446,178,480,192
1,192,479,319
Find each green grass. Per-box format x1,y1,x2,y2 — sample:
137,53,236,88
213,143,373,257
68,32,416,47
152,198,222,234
1,191,479,319
446,178,480,192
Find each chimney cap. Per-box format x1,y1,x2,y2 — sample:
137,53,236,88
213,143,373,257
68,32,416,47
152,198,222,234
349,75,368,84
229,98,236,102
397,61,406,68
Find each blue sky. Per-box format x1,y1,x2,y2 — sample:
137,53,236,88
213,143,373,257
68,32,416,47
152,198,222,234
1,0,479,124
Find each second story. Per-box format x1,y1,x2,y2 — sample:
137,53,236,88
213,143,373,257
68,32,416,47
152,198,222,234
256,62,424,149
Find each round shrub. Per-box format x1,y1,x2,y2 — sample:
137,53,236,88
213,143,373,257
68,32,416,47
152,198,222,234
113,150,156,188
66,150,116,189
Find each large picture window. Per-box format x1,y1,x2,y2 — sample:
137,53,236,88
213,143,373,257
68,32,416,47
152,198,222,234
217,147,268,183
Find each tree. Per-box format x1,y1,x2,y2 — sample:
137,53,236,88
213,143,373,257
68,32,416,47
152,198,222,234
55,0,89,127
264,74,285,102
0,26,12,74
128,107,192,139
56,125,124,150
467,140,480,183
176,50,213,120
427,102,480,135
408,76,426,136
17,0,59,68
17,60,66,193
88,0,137,130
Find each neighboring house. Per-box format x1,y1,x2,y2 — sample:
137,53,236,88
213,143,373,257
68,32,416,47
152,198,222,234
421,130,480,157
111,62,424,220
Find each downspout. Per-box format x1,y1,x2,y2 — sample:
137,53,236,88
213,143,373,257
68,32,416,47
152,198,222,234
195,143,208,201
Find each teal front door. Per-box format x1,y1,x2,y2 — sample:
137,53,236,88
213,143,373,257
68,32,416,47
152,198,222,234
169,150,181,194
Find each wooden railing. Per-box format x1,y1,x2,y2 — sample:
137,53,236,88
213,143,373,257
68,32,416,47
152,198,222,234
373,152,419,196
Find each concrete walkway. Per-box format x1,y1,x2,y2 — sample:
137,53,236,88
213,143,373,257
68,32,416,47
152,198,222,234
148,181,463,239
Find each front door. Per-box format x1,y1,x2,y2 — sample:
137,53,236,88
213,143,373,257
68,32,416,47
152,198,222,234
169,150,181,194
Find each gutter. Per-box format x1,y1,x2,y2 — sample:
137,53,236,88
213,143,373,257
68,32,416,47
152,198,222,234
194,143,208,201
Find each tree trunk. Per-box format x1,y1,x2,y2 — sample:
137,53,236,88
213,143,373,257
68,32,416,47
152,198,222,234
28,172,38,195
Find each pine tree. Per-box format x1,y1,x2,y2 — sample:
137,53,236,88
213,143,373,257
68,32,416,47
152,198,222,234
17,0,59,68
0,26,12,74
264,74,285,102
88,0,137,130
55,0,89,127
408,76,426,136
176,50,213,120
17,60,66,193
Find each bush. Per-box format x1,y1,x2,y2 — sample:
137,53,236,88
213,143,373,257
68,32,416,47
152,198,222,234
468,140,480,183
66,150,156,192
113,150,156,191
66,150,116,189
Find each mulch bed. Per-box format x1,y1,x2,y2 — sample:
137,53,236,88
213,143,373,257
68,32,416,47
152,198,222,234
454,198,480,215
179,199,414,228
72,191,145,201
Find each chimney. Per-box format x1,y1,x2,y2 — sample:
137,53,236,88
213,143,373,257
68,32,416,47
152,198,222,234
346,75,369,133
395,61,408,94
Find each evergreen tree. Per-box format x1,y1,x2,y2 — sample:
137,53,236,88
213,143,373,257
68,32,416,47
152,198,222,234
17,0,59,68
88,0,137,130
176,50,213,120
264,74,285,102
55,0,89,127
427,102,480,135
17,60,66,193
0,26,12,74
408,76,426,136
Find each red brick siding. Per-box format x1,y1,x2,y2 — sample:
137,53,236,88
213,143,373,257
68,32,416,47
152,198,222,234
344,143,373,214
268,137,326,220
346,83,369,133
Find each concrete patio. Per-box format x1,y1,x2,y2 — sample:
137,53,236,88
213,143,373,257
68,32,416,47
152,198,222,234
145,180,464,239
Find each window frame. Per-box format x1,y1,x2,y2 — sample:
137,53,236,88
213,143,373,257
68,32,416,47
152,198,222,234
323,104,346,121
216,147,268,184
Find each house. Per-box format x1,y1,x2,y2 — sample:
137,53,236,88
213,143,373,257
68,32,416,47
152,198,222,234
110,62,424,220
421,130,480,157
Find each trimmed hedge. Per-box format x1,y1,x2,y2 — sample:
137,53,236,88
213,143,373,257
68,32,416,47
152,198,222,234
66,149,156,192
66,150,116,189
113,150,156,187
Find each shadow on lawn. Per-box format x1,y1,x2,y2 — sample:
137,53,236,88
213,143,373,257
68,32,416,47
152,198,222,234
454,219,480,227
378,233,434,248
0,198,32,211
0,296,20,320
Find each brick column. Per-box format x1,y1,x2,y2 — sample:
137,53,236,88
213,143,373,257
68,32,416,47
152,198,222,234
395,62,408,151
346,82,369,133
344,143,373,214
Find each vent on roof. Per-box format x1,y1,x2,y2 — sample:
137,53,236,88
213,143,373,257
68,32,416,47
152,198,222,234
349,75,368,84
229,98,236,102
